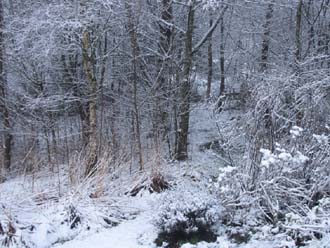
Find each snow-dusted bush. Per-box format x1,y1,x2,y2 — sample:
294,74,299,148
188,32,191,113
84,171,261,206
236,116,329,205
214,124,330,245
212,70,330,243
156,190,221,234
0,200,124,248
215,61,330,229
0,222,24,248
283,197,330,245
154,190,222,246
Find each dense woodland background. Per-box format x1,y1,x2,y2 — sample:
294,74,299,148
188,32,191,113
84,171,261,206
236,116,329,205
0,0,328,176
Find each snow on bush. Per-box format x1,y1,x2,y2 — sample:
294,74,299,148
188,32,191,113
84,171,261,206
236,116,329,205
154,189,222,247
0,199,124,248
155,190,221,234
0,221,24,248
0,205,86,248
213,126,330,245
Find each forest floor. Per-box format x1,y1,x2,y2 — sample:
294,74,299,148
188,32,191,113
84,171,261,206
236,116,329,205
53,104,229,248
0,103,329,248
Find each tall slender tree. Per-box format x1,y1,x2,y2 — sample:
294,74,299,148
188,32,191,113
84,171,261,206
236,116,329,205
80,1,99,176
206,14,213,99
176,1,195,161
295,0,304,126
260,2,274,72
125,0,144,171
0,0,12,172
176,2,228,160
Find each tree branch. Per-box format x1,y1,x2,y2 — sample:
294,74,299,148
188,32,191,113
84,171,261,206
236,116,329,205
192,5,228,55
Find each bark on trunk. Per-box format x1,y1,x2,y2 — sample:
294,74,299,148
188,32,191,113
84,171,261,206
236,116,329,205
206,16,213,99
0,0,12,171
82,30,98,176
98,32,108,156
295,0,303,67
295,0,304,126
260,3,274,72
216,15,226,111
125,0,144,170
219,16,225,95
260,2,275,152
157,0,173,158
176,2,195,161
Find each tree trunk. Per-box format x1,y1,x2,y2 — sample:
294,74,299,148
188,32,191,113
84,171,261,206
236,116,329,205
176,2,195,161
295,0,303,67
295,0,303,126
98,32,108,156
125,0,143,170
82,30,98,176
260,2,274,72
0,0,12,171
158,0,173,158
219,16,225,95
217,15,226,111
206,16,213,99
2,105,12,170
261,2,275,152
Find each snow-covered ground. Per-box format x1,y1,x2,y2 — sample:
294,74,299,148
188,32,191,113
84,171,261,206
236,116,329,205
0,103,226,248
1,104,330,248
54,196,158,248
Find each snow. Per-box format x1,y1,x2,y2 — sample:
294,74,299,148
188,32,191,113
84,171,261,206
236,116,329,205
1,104,330,248
290,125,303,138
313,134,329,144
54,211,157,248
260,148,276,168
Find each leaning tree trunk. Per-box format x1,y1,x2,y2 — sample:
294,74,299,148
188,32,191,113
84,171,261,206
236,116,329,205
0,0,12,171
176,3,195,161
249,2,275,185
260,2,275,152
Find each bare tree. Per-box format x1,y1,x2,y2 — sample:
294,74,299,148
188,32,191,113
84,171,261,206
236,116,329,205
80,1,99,176
176,1,195,161
82,30,99,176
176,2,228,160
125,0,143,171
0,0,12,172
295,0,303,126
206,14,213,99
260,2,274,72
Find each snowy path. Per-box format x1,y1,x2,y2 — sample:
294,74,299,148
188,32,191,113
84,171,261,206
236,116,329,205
189,105,219,150
55,211,157,248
